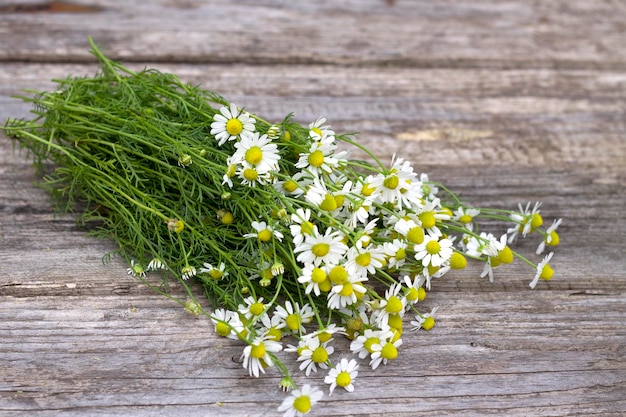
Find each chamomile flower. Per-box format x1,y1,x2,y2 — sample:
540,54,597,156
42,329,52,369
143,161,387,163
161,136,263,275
375,283,406,329
410,306,439,331
414,235,454,268
369,330,402,370
345,243,386,275
244,220,284,242
211,308,244,340
290,208,318,246
296,135,341,176
199,261,228,280
237,165,273,187
298,263,331,296
238,296,269,321
383,239,409,269
349,328,384,359
325,358,359,395
454,206,481,227
241,334,282,377
259,312,287,342
417,198,450,237
327,264,368,310
297,335,335,376
210,103,256,146
507,201,543,243
274,301,315,334
181,265,197,280
394,218,425,245
529,252,555,289
294,227,348,267
536,218,562,254
402,274,427,307
308,116,335,140
146,258,166,272
232,132,280,174
126,260,145,277
277,384,323,417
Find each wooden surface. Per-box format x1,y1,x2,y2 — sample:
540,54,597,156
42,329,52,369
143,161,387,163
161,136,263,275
1,1,625,416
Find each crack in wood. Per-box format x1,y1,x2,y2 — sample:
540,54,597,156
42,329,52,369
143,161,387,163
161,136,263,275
0,1,103,14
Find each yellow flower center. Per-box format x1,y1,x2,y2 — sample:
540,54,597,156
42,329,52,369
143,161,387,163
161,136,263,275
285,313,301,331
308,150,325,167
419,211,436,229
336,371,352,387
361,183,375,196
243,168,258,181
531,213,543,229
540,264,554,280
301,221,315,235
283,179,298,193
257,229,273,242
245,146,263,165
339,282,354,297
329,265,349,285
381,342,398,360
406,287,419,301
417,287,427,302
319,194,338,211
383,175,399,190
209,269,223,280
266,327,282,342
387,313,403,330
385,295,403,314
318,331,332,343
426,240,441,255
407,227,424,244
311,267,327,283
496,246,514,264
334,194,345,208
250,342,266,359
311,346,329,363
547,231,560,246
293,395,311,414
318,278,332,292
459,214,473,224
355,252,371,267
250,302,265,316
364,337,379,353
215,322,231,337
422,316,436,331
395,247,406,261
450,252,467,269
225,118,243,136
311,243,330,258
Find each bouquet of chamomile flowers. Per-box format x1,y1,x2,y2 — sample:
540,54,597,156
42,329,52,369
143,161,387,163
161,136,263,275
3,38,561,417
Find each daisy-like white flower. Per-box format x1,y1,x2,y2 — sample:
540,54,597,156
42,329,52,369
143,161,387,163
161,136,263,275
304,179,342,213
274,301,315,334
507,201,543,243
259,312,287,342
327,264,368,310
401,274,427,307
277,384,323,417
369,156,421,210
146,258,166,272
414,235,454,268
236,165,273,187
298,263,331,296
243,220,284,242
345,243,386,276
275,172,311,197
325,358,359,395
309,323,346,344
232,132,280,174
383,239,409,269
294,227,348,267
199,261,228,280
417,198,450,238
126,260,145,277
237,296,269,321
241,334,282,378
536,218,562,254
210,308,244,340
296,135,344,176
410,306,439,331
375,283,406,329
290,208,318,246
210,103,256,146
181,265,196,280
529,252,554,289
349,328,384,359
369,330,402,370
454,206,481,227
297,335,335,376
394,217,425,245
308,116,335,140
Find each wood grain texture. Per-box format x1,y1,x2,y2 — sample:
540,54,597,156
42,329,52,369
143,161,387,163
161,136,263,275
1,1,625,416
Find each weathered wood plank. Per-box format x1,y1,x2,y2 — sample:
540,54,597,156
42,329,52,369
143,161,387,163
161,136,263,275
0,1,625,69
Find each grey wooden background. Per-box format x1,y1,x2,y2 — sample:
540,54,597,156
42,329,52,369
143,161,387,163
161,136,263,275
1,1,625,416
